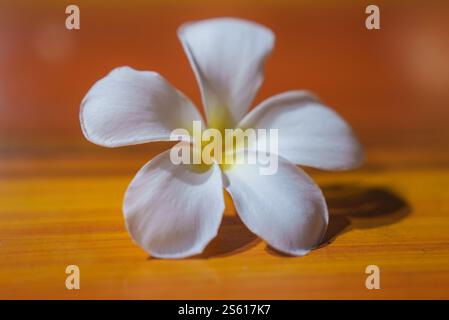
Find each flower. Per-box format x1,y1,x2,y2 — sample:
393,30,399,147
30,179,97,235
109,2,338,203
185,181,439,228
80,17,363,258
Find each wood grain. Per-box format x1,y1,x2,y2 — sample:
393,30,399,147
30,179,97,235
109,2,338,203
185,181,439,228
1,0,449,299
1,142,448,299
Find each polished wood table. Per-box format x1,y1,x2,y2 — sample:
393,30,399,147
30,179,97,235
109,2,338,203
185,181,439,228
1,1,448,299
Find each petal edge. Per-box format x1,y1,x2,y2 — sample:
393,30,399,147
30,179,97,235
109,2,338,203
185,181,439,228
178,18,275,127
80,66,203,147
224,152,328,256
238,90,364,170
123,150,225,258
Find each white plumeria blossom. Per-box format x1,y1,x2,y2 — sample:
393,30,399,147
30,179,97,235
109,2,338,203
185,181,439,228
80,17,363,258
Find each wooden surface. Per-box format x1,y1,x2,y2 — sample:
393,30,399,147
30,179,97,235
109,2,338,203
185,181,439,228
1,1,449,299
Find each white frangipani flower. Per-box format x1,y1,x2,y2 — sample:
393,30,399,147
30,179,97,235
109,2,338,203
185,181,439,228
80,18,363,258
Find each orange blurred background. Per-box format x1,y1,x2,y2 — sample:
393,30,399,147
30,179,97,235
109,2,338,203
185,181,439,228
1,0,448,150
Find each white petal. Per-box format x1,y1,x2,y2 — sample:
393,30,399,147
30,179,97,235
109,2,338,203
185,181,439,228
80,66,203,147
224,152,328,256
238,91,363,170
178,18,274,127
123,150,224,258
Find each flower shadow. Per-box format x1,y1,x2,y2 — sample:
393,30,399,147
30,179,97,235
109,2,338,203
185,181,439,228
267,184,411,257
194,215,260,259
147,214,259,260
147,184,410,260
